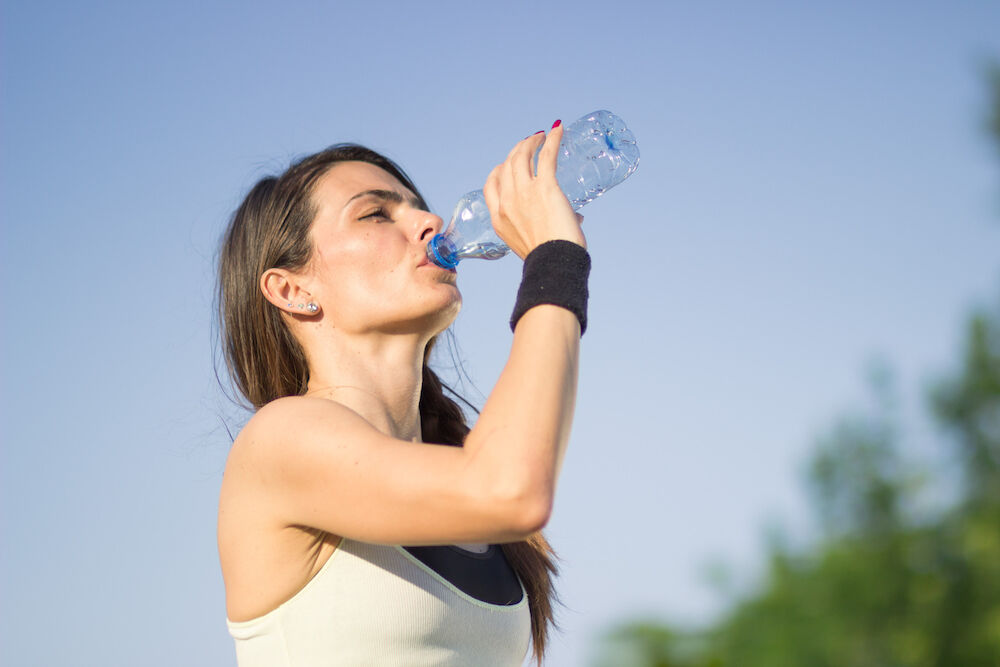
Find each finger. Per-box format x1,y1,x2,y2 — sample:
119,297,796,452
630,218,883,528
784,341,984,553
501,146,517,200
575,213,584,225
527,131,548,179
502,140,522,176
513,131,546,185
483,164,502,216
536,121,563,180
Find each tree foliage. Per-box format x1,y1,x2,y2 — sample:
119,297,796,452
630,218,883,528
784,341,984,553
591,69,1000,667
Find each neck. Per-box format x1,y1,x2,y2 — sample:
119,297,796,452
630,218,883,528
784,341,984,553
303,331,429,442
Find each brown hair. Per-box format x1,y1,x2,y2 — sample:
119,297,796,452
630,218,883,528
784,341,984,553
216,144,560,664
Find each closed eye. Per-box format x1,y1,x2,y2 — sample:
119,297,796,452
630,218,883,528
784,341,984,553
360,207,392,222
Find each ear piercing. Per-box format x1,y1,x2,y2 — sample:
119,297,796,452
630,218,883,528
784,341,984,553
286,302,319,313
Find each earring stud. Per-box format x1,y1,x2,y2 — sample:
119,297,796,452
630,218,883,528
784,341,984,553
307,302,319,313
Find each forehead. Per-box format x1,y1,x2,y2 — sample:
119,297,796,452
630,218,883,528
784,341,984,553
312,161,415,210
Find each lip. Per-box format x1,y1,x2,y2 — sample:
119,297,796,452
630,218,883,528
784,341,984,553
427,263,458,274
418,255,457,273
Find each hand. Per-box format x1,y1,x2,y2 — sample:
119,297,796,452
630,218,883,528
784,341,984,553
482,122,587,259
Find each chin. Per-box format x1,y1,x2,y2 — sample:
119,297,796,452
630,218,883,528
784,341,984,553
376,290,461,336
424,292,462,336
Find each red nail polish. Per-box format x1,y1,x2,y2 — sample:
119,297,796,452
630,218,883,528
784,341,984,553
552,119,562,128
534,130,545,135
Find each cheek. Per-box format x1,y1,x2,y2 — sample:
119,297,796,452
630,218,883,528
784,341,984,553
315,234,408,304
352,233,407,281
319,230,393,270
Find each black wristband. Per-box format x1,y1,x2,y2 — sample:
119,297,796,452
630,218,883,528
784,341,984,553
509,240,591,335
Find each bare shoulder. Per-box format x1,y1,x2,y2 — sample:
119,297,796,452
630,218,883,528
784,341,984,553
220,397,354,516
227,395,376,472
240,394,369,444
218,397,359,557
218,397,359,622
220,395,399,521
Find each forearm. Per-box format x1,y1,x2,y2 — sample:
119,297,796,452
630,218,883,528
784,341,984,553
464,304,581,513
462,124,588,526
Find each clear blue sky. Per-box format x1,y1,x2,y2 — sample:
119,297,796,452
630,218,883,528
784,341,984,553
2,2,999,665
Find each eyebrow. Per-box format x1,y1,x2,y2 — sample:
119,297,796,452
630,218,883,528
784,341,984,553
344,189,423,210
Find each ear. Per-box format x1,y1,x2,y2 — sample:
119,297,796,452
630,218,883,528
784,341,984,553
260,268,322,316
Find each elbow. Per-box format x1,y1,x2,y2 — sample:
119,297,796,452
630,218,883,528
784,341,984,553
471,452,554,538
506,486,553,538
522,493,553,534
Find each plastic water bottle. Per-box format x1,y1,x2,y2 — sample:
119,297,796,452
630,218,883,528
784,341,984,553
426,110,640,269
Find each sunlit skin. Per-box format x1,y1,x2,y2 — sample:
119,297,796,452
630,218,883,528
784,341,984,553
259,161,461,442
221,127,585,623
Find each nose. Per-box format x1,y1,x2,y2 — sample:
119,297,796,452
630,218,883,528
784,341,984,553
414,211,445,244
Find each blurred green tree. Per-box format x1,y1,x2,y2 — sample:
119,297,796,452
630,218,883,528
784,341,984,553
592,67,1000,667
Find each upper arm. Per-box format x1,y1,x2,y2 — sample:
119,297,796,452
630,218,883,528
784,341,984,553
223,396,547,545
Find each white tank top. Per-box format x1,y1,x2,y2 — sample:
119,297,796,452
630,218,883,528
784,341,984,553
226,537,531,666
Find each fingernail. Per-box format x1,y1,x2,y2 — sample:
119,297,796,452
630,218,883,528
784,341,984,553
551,119,562,128
534,130,545,135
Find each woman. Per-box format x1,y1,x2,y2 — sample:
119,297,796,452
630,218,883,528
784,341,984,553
217,120,589,666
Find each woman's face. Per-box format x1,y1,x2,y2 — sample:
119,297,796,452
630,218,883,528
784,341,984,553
303,161,461,335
